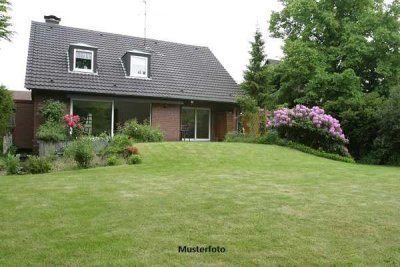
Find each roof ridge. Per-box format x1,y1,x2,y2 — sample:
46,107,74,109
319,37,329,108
31,21,208,49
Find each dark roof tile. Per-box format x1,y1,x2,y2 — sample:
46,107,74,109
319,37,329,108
25,22,240,103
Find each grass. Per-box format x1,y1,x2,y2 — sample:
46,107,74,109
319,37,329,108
0,142,400,266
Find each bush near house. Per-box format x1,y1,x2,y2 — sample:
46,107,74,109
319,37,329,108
26,155,52,174
102,134,134,156
119,119,164,142
36,99,67,142
4,154,21,175
0,85,15,137
127,154,143,165
36,121,67,142
64,137,95,168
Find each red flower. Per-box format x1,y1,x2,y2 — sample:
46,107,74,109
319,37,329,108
64,114,80,128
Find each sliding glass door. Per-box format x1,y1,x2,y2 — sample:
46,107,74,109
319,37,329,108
181,107,210,141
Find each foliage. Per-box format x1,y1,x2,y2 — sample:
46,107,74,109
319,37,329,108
0,85,14,137
26,155,52,174
241,29,269,106
267,0,400,162
269,0,400,99
283,140,355,164
4,153,21,175
127,154,143,165
119,119,164,142
224,131,257,143
125,146,139,157
324,93,385,160
0,0,12,41
36,99,67,142
64,137,94,168
36,121,67,142
40,99,65,122
0,156,4,171
102,134,134,156
106,155,122,166
236,95,258,114
370,87,400,165
273,105,349,156
236,95,259,136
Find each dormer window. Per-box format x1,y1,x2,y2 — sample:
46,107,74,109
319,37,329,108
74,49,93,72
130,56,148,77
122,50,151,78
68,43,97,74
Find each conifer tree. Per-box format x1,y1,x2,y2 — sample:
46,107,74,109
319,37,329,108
241,29,268,107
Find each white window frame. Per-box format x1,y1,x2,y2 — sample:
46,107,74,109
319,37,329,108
181,107,211,141
130,55,148,78
73,49,94,73
70,98,114,137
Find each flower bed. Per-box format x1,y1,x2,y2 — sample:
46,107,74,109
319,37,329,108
272,105,349,156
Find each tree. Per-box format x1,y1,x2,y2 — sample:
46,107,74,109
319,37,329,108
372,86,400,165
267,0,400,161
269,0,400,103
0,85,15,137
0,0,12,41
241,29,268,106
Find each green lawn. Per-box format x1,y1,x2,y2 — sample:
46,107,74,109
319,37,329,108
1,142,400,266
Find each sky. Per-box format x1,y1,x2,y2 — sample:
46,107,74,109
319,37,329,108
0,0,284,91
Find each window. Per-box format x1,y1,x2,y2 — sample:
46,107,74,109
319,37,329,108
130,56,148,77
72,100,112,136
74,49,93,72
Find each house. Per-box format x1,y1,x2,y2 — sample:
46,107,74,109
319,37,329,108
24,15,240,150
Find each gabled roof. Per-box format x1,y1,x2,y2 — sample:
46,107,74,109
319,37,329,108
25,21,240,103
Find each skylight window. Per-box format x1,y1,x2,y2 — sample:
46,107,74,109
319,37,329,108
74,49,93,72
130,56,148,77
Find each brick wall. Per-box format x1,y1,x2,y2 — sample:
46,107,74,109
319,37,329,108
151,103,181,141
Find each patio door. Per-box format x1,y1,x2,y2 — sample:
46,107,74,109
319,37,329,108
181,107,210,141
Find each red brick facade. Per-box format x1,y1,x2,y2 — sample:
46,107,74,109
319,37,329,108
151,103,181,141
19,90,237,151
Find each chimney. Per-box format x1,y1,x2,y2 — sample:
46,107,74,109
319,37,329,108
44,15,61,24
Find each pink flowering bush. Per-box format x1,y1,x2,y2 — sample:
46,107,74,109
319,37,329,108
272,105,349,156
63,115,80,128
64,114,84,138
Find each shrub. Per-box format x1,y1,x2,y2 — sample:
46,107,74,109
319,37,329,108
227,130,354,163
103,134,134,156
119,119,164,142
125,146,139,155
64,138,95,168
4,154,21,175
236,95,259,136
106,155,122,166
0,85,15,137
36,121,67,142
256,130,282,145
26,156,52,174
40,99,65,122
272,105,349,156
224,131,257,143
368,87,400,165
127,154,143,165
0,157,5,171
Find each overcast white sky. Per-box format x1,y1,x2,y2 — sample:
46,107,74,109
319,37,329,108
0,0,284,90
